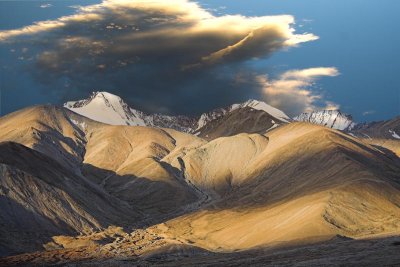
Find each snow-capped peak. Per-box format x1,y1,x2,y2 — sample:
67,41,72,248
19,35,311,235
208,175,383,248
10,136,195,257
64,92,291,133
64,91,197,131
230,99,290,123
195,99,290,131
64,91,147,126
294,110,355,130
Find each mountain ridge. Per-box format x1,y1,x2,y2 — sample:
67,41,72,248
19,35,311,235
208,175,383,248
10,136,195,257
294,110,355,130
64,92,291,135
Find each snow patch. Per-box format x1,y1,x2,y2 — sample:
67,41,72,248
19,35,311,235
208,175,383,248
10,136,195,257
70,118,86,131
231,99,290,123
389,130,400,139
362,133,372,140
266,124,279,132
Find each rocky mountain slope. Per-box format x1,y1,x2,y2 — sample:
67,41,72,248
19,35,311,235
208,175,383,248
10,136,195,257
193,107,282,140
1,104,400,265
0,106,141,256
348,116,400,156
294,110,355,130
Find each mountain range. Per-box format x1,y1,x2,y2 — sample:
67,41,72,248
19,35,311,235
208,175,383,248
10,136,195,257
0,92,399,266
64,91,400,142
64,92,291,137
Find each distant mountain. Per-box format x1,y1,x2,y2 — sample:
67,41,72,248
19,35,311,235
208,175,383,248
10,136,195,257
64,91,148,126
64,92,290,137
348,116,400,156
64,92,197,132
194,107,285,140
349,116,400,140
293,110,400,156
294,110,355,130
193,99,290,139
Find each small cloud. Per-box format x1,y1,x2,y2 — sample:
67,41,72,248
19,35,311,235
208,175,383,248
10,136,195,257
325,101,340,110
362,110,376,116
280,67,339,80
39,4,52,9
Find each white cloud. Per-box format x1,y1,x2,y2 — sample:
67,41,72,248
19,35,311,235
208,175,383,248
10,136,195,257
280,67,339,80
324,101,341,111
0,0,318,61
259,67,340,115
39,4,52,9
362,110,375,116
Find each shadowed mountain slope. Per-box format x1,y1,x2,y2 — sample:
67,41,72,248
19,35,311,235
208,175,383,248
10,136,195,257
194,107,285,140
0,141,139,256
349,116,400,157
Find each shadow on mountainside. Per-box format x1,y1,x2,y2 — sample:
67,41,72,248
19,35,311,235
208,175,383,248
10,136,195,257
201,130,400,211
0,196,66,257
0,143,186,251
82,162,201,225
0,141,204,256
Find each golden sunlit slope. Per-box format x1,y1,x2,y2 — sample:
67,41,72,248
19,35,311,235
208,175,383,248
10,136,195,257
157,123,400,251
82,125,207,215
0,106,399,265
0,105,98,170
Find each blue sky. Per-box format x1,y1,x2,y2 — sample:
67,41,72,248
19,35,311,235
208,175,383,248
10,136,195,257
0,0,399,121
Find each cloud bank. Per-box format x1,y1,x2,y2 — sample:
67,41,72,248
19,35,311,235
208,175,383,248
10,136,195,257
0,0,334,115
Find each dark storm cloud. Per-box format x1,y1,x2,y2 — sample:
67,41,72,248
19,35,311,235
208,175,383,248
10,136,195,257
0,0,319,115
